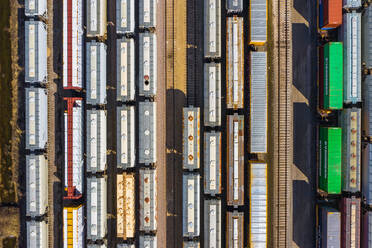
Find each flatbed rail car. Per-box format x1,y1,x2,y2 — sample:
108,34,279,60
342,12,361,104
139,0,156,28
63,0,83,90
27,220,48,248
183,107,201,170
139,33,157,97
25,21,47,83
86,109,107,173
116,0,135,34
117,105,135,169
249,0,267,45
204,132,222,196
204,199,221,248
139,235,157,248
340,108,360,193
86,41,107,105
183,173,200,238
117,38,135,102
139,168,157,232
250,51,267,153
87,176,107,241
362,211,372,247
139,101,157,165
64,98,84,199
340,197,361,247
117,172,135,240
204,0,221,58
63,205,84,248
183,241,200,248
204,63,222,127
227,114,244,207
226,0,243,13
25,87,48,151
318,206,341,247
226,211,244,248
226,16,244,110
25,0,47,17
86,0,107,38
249,162,267,247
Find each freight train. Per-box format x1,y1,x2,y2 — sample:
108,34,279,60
117,172,135,240
63,205,84,248
182,173,200,238
116,0,135,34
183,107,201,170
117,105,136,169
204,132,222,196
117,38,135,102
204,0,221,58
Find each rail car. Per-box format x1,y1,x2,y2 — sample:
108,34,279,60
204,132,222,195
227,114,244,207
117,105,135,169
249,162,267,247
183,107,201,170
340,108,360,193
139,235,157,248
340,197,360,247
139,101,157,165
87,244,107,248
363,5,372,71
64,98,84,199
183,241,200,248
139,168,157,232
250,51,267,153
87,176,107,241
204,63,222,126
86,0,107,38
362,211,372,247
183,173,200,238
204,0,221,58
343,0,361,9
63,205,84,248
139,33,157,97
226,0,243,13
25,0,47,17
226,16,244,110
86,41,107,105
25,87,48,151
204,199,221,248
116,0,135,33
362,142,372,206
139,0,156,28
117,172,135,240
117,244,135,248
26,155,48,218
226,211,244,248
25,21,47,83
87,109,107,173
318,206,341,247
27,220,48,248
63,0,83,89
249,0,267,45
117,38,135,102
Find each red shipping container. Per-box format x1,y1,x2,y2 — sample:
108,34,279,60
322,0,342,28
340,197,361,248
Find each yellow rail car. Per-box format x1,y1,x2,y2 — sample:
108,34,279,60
63,205,84,248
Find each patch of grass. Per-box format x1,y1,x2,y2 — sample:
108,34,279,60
2,237,17,248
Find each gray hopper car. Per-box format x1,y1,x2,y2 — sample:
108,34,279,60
25,0,47,17
117,105,136,169
117,38,135,102
226,0,243,13
139,0,156,28
204,63,222,126
116,0,135,33
319,207,341,247
226,211,244,248
204,0,221,58
139,33,157,97
139,235,157,248
86,0,107,37
27,220,48,248
249,0,267,45
183,241,200,248
204,132,222,195
139,168,157,232
204,199,221,248
183,173,200,238
183,107,201,170
139,101,157,165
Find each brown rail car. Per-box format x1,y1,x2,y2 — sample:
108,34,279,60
117,172,135,240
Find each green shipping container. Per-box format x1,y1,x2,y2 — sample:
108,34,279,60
319,127,342,194
322,42,343,110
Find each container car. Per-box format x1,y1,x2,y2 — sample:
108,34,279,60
86,0,107,37
342,13,361,104
139,33,157,97
139,168,157,232
319,42,343,110
250,51,267,153
318,207,341,247
183,241,200,248
25,0,47,17
87,176,107,241
86,41,107,105
249,162,267,247
139,235,157,248
64,98,84,199
319,127,342,194
117,38,135,102
117,172,135,240
182,173,200,238
204,132,222,196
25,21,47,83
319,0,342,29
26,155,48,217
116,0,135,33
139,101,157,165
340,108,360,193
25,87,48,151
342,0,361,9
226,211,244,248
340,197,360,247
183,107,201,170
139,0,156,28
204,63,221,126
249,0,267,45
87,109,107,173
204,199,221,248
362,211,372,248
362,6,372,70
226,17,244,110
204,0,221,58
226,0,243,13
227,114,244,207
63,0,83,89
63,205,84,248
117,105,135,169
27,220,48,248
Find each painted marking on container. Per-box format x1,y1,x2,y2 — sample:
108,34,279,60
209,204,217,248
209,0,217,53
29,91,36,145
143,173,152,227
29,158,36,212
120,110,128,164
29,24,36,79
232,21,239,104
72,101,83,192
90,45,97,100
64,113,68,187
233,217,239,248
350,112,357,189
90,181,98,236
90,113,98,168
143,36,151,92
144,0,151,23
187,111,195,165
121,0,128,28
233,121,239,201
120,42,128,97
90,0,97,31
351,17,358,98
187,178,195,233
209,66,216,123
209,135,217,190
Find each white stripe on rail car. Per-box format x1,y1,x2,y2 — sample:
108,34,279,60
209,66,217,123
90,46,97,100
233,121,239,201
209,135,217,190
